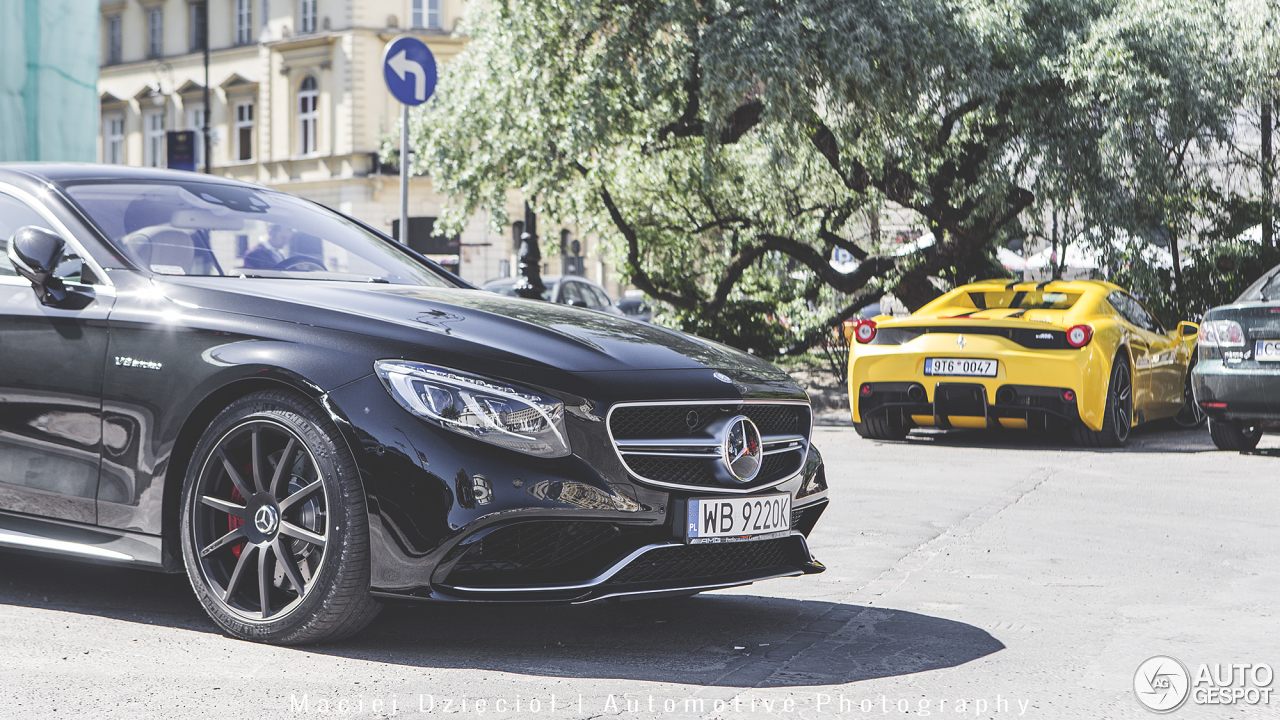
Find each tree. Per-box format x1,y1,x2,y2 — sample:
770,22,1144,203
409,0,1130,354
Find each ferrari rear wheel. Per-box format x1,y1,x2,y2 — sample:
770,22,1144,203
1172,359,1207,428
180,389,381,644
854,412,911,441
1073,355,1132,448
1208,417,1263,451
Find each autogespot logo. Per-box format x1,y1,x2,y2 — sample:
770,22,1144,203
1135,656,1191,713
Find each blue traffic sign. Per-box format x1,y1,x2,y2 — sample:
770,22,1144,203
382,36,437,106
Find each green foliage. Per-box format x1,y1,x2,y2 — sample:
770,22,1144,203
401,0,1279,354
1112,242,1280,328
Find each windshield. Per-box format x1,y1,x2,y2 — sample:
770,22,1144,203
61,180,455,287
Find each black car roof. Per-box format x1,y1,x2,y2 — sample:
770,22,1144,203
0,163,266,190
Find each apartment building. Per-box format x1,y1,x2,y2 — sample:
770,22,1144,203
97,0,602,285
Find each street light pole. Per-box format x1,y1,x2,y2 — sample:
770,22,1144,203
512,201,546,299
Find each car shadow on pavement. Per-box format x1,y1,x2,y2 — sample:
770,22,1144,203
325,594,1005,687
0,550,1003,688
878,422,1219,454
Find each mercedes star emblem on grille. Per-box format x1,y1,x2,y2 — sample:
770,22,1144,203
721,415,763,482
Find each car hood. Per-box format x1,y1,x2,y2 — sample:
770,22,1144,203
157,278,793,383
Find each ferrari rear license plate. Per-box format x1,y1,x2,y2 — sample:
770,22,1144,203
686,493,790,544
924,358,997,377
1256,340,1280,361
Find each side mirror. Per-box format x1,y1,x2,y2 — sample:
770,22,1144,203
568,299,589,308
1176,321,1199,337
8,225,69,306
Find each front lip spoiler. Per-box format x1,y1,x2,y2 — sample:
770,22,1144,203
372,532,820,604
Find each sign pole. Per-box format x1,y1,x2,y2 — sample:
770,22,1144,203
381,34,436,244
400,104,409,244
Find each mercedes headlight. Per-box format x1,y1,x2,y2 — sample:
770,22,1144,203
375,360,570,458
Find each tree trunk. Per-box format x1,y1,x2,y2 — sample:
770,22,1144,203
1169,229,1182,302
1264,98,1274,250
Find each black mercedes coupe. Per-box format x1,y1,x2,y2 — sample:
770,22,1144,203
0,165,827,644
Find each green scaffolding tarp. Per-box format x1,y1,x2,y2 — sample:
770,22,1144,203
0,0,99,162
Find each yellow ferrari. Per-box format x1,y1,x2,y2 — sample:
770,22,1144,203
846,279,1204,446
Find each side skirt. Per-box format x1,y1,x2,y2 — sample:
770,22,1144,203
0,510,168,570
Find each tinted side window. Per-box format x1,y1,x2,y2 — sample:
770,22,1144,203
1108,292,1139,327
0,193,51,277
587,286,612,308
1129,296,1164,333
560,281,586,306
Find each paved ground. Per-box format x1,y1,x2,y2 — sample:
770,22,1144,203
0,422,1277,719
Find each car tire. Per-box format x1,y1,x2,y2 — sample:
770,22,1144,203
1073,353,1132,448
854,413,911,441
1172,359,1207,428
179,389,381,644
1207,417,1263,451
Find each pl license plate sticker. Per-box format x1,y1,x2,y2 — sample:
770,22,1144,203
687,493,790,544
1256,340,1280,361
924,358,998,377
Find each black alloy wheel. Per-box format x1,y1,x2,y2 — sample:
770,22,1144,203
1074,354,1132,448
180,390,380,644
1172,359,1207,428
1208,417,1263,451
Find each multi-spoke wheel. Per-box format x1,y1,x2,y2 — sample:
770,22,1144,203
1073,353,1133,448
1172,360,1207,428
180,390,380,644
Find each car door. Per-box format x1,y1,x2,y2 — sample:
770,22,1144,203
1107,292,1154,418
0,190,114,524
1128,297,1182,416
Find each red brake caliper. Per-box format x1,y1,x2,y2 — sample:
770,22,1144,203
229,485,246,557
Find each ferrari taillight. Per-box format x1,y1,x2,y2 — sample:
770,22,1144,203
1066,324,1093,348
854,319,877,344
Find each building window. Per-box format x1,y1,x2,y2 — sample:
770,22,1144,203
147,7,164,58
411,0,441,29
235,102,254,161
104,116,124,164
185,106,206,169
106,16,122,64
298,76,318,155
235,0,253,45
189,3,206,53
144,111,166,167
299,0,317,34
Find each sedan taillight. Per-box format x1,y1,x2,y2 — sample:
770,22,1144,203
1066,324,1093,348
1199,319,1245,347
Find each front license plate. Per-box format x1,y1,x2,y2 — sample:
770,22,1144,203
686,493,791,544
924,358,998,377
1256,340,1280,361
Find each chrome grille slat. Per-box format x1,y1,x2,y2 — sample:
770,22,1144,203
606,400,812,494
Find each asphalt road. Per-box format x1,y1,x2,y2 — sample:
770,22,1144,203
0,422,1276,719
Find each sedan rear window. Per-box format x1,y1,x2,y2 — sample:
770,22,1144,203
62,180,455,286
1237,266,1280,303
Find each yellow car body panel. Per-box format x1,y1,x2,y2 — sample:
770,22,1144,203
847,279,1198,432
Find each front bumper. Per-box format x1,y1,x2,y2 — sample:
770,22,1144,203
324,374,828,603
848,334,1103,429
